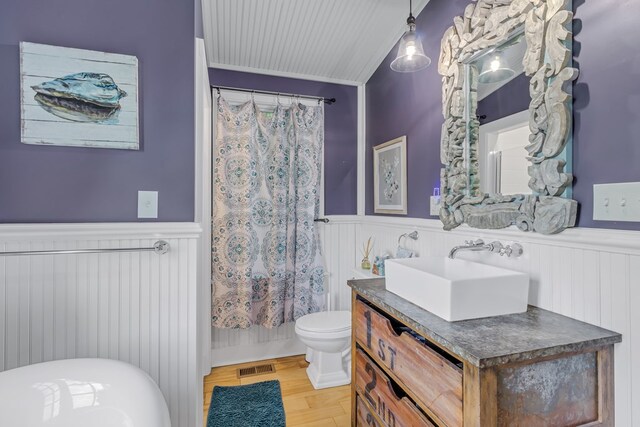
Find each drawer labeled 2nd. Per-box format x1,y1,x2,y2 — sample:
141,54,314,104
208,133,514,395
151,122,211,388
356,349,435,427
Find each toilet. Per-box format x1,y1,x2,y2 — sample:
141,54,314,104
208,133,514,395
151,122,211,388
295,310,352,389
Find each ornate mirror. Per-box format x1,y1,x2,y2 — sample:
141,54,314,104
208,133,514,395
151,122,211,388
438,0,578,234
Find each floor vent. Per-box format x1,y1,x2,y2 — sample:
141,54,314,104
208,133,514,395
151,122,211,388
237,363,276,379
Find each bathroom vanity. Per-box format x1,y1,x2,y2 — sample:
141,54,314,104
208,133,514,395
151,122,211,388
349,278,621,427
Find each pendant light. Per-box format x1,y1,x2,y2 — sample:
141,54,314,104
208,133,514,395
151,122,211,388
391,0,431,73
478,53,515,84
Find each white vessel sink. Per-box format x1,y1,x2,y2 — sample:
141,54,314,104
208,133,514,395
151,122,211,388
385,257,529,322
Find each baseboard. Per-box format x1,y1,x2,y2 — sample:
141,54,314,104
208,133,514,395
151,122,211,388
210,338,307,368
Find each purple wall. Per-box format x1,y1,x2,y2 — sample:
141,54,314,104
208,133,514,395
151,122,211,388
366,0,469,218
571,0,640,230
366,0,640,230
209,69,358,216
0,0,195,222
477,73,530,125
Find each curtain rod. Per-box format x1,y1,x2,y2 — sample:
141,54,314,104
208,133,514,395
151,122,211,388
211,85,336,105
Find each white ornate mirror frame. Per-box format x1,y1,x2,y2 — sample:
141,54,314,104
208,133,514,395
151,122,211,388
438,0,578,234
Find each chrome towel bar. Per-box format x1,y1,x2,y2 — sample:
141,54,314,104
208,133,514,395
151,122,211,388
0,240,169,256
398,231,419,245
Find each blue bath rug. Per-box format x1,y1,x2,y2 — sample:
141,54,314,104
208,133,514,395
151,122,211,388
206,380,285,427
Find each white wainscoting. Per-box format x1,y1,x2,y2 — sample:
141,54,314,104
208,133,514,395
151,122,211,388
0,223,202,427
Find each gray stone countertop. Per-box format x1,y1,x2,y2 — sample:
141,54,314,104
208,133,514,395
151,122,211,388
349,278,622,368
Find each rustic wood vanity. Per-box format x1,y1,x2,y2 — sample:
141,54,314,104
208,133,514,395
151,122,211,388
349,278,622,427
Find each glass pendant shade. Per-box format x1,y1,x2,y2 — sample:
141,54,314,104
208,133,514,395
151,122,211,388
478,54,515,84
391,21,431,72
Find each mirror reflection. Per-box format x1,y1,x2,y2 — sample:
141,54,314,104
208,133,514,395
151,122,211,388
465,29,531,196
478,111,530,195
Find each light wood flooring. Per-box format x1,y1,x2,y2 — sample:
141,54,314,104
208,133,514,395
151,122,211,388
204,355,351,426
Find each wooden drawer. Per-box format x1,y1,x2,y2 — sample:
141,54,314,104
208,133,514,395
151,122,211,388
356,349,435,427
356,396,382,427
354,299,463,427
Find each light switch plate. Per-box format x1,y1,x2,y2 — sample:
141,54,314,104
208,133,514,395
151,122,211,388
430,196,442,216
138,191,158,219
593,182,640,222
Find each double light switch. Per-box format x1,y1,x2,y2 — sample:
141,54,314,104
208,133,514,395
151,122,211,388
593,182,640,222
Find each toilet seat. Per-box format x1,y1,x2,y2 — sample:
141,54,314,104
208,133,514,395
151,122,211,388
295,311,351,333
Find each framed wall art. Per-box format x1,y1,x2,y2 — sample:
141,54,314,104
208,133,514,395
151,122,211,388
20,42,139,150
373,136,407,215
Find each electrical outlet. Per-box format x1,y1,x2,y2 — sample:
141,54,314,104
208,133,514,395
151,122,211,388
430,195,442,216
138,191,158,219
593,183,640,222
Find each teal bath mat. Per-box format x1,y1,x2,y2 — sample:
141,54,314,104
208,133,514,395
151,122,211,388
206,380,285,427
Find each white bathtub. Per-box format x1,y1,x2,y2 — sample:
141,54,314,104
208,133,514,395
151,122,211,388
0,358,171,427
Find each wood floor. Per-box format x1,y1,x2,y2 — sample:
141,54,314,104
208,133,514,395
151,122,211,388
204,355,351,426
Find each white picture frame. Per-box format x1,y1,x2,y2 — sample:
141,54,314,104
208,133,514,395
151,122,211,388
20,42,139,150
373,136,407,215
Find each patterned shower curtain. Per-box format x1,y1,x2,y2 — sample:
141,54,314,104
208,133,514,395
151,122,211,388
212,96,325,329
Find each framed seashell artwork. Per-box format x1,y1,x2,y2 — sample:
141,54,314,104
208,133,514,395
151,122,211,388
373,136,407,215
20,42,139,150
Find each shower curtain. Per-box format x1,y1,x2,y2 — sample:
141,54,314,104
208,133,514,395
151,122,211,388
212,96,325,329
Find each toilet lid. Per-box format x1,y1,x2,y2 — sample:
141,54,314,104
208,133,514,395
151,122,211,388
296,311,351,333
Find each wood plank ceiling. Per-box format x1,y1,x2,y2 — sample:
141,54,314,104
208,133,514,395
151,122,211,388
201,0,431,85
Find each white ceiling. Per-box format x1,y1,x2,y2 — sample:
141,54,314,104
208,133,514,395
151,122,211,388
201,0,430,85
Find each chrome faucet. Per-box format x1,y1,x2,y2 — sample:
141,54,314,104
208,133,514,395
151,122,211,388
448,239,497,259
448,239,523,259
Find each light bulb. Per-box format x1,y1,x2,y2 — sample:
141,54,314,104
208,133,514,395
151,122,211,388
490,57,501,72
406,43,416,59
